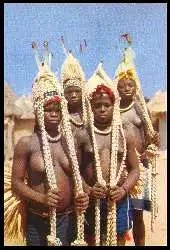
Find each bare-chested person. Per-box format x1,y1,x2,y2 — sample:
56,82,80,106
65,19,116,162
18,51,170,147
11,42,89,246
61,51,87,134
74,67,140,246
114,46,159,246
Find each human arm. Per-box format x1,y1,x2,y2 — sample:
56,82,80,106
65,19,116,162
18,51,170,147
109,135,140,201
11,136,62,208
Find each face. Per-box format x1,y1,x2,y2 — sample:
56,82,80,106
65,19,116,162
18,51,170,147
117,78,136,100
64,85,82,107
91,93,114,125
44,102,62,128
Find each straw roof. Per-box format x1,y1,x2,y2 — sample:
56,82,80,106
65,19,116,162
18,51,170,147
15,95,35,119
147,89,167,115
4,82,22,117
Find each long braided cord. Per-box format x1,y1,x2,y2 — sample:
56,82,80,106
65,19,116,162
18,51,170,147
60,97,87,246
106,86,127,246
37,104,62,246
134,75,159,232
86,99,106,246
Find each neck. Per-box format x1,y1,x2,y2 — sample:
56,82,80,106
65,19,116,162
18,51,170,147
94,122,111,131
45,127,59,138
120,98,133,109
68,105,82,114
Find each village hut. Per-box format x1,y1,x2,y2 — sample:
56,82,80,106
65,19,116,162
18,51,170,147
14,95,35,146
147,89,167,152
4,82,22,161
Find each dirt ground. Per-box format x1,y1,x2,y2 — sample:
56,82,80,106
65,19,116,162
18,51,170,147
127,151,167,246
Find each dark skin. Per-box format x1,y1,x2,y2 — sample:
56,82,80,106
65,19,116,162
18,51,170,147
64,85,84,134
11,101,89,221
117,77,160,246
75,93,140,246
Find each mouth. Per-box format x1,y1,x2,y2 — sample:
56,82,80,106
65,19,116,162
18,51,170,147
98,115,108,119
124,92,132,96
71,99,79,103
49,119,60,123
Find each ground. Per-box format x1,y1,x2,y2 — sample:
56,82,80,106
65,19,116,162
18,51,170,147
127,151,167,246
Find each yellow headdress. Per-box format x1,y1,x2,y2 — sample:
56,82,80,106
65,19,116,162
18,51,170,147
61,51,85,89
114,47,140,86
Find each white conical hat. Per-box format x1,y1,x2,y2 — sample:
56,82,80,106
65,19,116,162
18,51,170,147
61,51,85,89
31,41,62,110
85,62,114,97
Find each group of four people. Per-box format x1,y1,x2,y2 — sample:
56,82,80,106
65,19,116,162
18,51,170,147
9,42,159,246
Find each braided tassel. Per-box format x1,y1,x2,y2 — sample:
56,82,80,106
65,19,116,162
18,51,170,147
37,105,62,246
86,99,107,245
106,201,117,246
61,99,87,246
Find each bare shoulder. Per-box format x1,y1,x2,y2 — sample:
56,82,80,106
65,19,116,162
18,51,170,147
74,126,91,144
14,134,35,155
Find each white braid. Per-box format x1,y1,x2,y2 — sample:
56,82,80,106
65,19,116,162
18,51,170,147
60,98,87,246
37,104,62,246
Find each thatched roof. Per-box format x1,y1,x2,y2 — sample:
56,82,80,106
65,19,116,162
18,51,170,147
4,82,22,117
15,95,35,119
147,89,167,115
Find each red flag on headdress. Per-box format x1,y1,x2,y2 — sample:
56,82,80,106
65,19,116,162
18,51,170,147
120,33,132,45
80,42,83,53
61,36,65,46
84,39,87,47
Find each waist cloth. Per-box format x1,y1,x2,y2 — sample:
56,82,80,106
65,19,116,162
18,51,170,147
26,209,76,246
85,195,133,235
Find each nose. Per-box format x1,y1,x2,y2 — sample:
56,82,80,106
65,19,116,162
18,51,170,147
125,85,131,91
71,92,77,98
100,105,106,113
50,110,58,116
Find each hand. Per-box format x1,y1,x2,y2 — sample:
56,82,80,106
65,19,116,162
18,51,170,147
109,185,126,202
74,192,89,215
43,188,62,209
91,183,108,199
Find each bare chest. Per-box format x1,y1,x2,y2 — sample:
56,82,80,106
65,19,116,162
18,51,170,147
29,140,71,175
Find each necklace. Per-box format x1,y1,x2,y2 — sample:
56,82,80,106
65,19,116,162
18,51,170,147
69,115,83,127
94,126,111,135
46,132,61,142
120,101,134,113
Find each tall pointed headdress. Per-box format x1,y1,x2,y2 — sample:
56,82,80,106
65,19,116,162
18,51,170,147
61,51,87,124
61,51,86,89
85,61,115,97
32,41,62,111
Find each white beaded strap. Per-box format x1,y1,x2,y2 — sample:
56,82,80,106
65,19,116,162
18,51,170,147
106,88,127,246
134,76,159,232
61,98,87,246
37,105,62,246
86,99,106,246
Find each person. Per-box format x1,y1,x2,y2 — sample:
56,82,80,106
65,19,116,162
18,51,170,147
114,45,160,246
74,63,140,246
8,41,89,246
61,51,87,134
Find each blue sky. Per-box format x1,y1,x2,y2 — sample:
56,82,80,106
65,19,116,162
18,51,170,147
4,3,167,98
